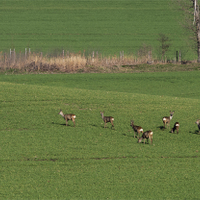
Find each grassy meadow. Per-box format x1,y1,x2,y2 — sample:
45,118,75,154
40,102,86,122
1,72,200,199
0,0,196,60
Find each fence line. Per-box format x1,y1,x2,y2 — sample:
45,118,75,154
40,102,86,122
0,48,186,72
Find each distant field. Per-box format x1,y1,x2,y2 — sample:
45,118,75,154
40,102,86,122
1,72,200,199
0,0,196,60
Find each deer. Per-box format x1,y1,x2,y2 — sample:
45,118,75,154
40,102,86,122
195,119,200,134
58,109,76,127
171,122,179,134
100,112,114,129
162,111,174,129
138,130,153,145
130,120,143,139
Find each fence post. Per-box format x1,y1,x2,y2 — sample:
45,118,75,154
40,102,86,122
176,51,178,63
25,48,27,60
9,49,16,64
92,51,95,63
179,51,181,63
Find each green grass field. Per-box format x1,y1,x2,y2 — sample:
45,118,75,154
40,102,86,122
1,72,200,199
0,0,196,60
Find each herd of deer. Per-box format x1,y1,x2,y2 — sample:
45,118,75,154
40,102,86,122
58,110,200,145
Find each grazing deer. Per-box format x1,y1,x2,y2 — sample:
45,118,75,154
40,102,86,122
138,130,153,145
100,112,114,129
171,122,179,134
130,120,143,139
195,119,200,134
58,109,76,127
162,111,174,129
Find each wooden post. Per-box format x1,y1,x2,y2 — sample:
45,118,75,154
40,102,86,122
92,51,94,63
25,48,27,60
9,49,16,63
176,51,178,63
179,51,181,63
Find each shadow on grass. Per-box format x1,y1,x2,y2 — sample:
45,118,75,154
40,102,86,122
100,126,115,130
157,125,166,131
190,130,200,135
90,124,99,127
52,122,75,127
122,133,134,137
137,141,151,145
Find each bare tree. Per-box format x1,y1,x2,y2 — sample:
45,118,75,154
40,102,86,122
174,0,200,62
157,33,171,61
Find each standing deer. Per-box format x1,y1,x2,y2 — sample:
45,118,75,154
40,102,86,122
130,120,143,139
171,122,179,134
58,109,76,127
100,112,114,129
138,130,153,145
195,119,200,134
162,111,174,129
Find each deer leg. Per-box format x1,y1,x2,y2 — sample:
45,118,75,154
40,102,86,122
111,121,114,129
104,120,106,128
144,138,146,144
66,120,68,126
163,121,166,129
137,131,140,139
72,119,75,127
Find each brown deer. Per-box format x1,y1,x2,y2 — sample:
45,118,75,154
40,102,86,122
171,122,179,134
58,109,76,127
195,119,200,134
100,112,114,129
130,120,143,138
138,130,153,145
162,111,174,129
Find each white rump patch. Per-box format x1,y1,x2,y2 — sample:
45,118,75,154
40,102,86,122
73,116,76,118
150,131,153,135
140,129,143,132
112,118,114,121
176,124,179,126
163,118,166,121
